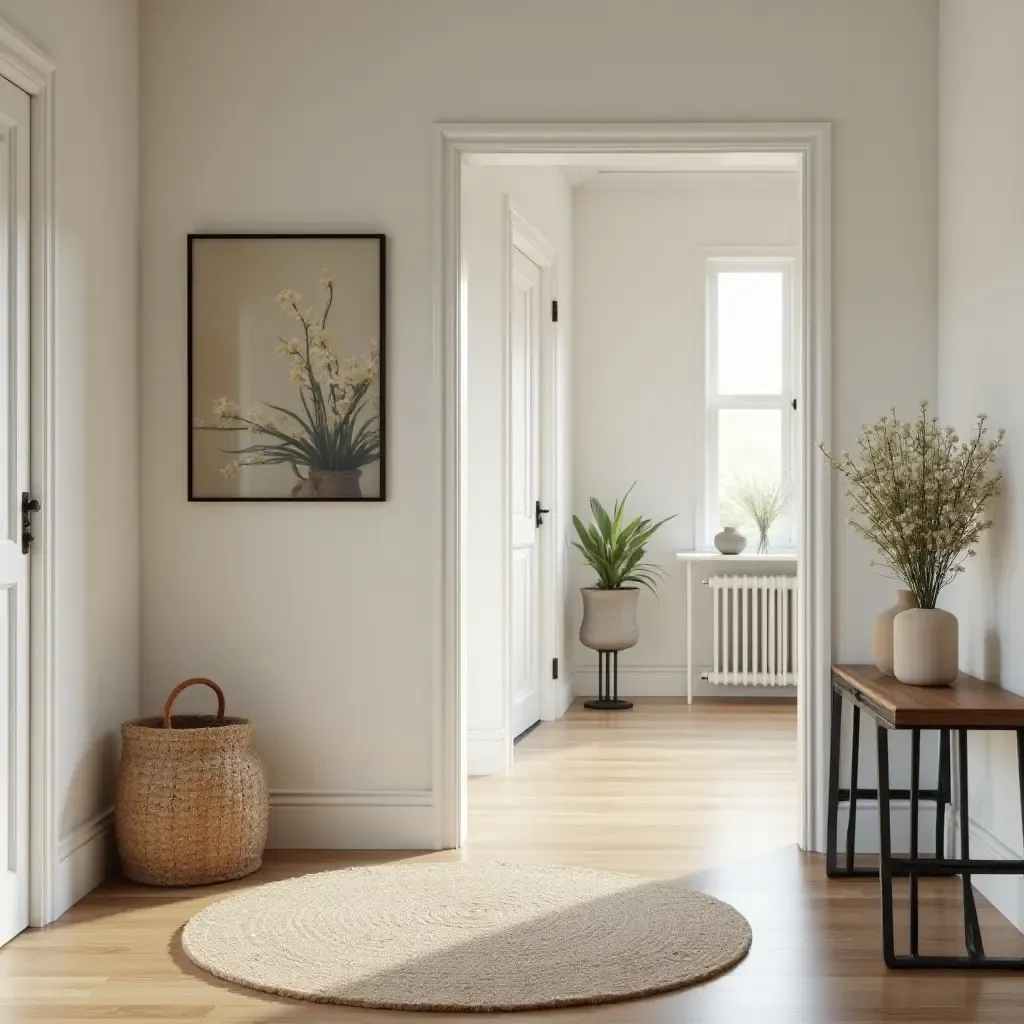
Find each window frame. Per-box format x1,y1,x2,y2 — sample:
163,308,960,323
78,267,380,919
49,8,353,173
701,251,799,552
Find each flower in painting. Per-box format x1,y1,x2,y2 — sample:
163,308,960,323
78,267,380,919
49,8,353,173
275,288,302,313
195,268,381,487
212,396,242,422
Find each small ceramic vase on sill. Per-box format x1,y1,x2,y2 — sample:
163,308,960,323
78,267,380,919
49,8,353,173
873,589,917,675
893,607,959,686
713,526,747,555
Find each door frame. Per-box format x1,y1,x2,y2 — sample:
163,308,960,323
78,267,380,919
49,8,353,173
434,122,832,851
505,200,557,756
0,20,58,927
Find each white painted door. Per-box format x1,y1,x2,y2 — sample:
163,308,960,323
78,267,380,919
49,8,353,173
0,75,30,949
510,247,542,739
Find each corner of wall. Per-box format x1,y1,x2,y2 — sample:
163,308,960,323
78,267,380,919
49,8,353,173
54,808,116,919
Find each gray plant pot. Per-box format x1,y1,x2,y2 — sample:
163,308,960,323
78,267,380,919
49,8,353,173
579,587,640,652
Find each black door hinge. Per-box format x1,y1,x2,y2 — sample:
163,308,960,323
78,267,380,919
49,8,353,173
552,657,559,680
551,299,559,323
21,492,40,554
792,398,797,410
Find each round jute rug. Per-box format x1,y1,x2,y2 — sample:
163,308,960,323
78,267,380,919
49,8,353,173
182,862,751,1012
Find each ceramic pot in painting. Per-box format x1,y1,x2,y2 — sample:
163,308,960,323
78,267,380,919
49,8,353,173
714,527,747,555
873,589,918,676
892,608,959,686
579,588,640,652
291,468,363,499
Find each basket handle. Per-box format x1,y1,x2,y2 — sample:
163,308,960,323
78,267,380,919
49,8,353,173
162,678,226,729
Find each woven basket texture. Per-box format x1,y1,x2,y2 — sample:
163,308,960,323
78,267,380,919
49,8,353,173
115,679,269,887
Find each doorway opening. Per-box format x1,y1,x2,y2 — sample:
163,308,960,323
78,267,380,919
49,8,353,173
437,124,831,859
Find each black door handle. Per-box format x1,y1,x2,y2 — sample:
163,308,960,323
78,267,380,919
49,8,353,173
535,500,550,528
22,492,40,554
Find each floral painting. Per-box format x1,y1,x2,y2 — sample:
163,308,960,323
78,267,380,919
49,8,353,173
188,234,386,500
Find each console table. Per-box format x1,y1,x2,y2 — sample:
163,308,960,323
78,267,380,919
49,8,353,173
827,664,1024,969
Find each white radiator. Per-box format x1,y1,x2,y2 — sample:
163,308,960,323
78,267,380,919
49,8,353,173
706,575,798,686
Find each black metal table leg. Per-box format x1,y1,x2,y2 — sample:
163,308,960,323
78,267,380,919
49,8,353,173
936,728,950,860
845,706,861,873
876,725,897,967
910,728,921,956
1018,730,1024,851
881,724,1024,970
958,729,985,959
826,685,843,876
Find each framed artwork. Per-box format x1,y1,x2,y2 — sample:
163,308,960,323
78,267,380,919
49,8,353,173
188,233,386,501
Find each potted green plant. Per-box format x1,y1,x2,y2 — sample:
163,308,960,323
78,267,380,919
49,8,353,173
821,401,1003,685
572,485,675,653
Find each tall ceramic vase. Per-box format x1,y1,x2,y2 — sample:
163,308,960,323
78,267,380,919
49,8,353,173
873,589,917,675
893,608,959,686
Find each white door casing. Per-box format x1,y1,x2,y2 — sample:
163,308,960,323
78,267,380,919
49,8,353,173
437,123,832,853
509,246,542,739
0,73,30,948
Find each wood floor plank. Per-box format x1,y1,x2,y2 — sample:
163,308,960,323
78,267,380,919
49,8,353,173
2,698,1022,1022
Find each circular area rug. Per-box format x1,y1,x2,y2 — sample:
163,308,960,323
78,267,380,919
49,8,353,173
182,861,751,1012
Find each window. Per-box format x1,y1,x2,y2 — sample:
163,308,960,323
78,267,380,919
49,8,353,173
704,256,797,549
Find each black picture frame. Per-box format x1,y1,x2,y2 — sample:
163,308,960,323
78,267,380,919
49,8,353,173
187,233,387,502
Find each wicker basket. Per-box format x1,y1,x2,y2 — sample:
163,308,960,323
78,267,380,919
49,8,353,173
115,678,269,886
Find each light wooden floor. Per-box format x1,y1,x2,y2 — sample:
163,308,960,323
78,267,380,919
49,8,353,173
3,698,1024,1022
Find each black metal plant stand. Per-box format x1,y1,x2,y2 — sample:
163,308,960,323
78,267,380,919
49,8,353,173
584,650,633,710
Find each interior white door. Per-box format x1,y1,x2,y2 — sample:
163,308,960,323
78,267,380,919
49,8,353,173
509,246,542,740
0,74,31,949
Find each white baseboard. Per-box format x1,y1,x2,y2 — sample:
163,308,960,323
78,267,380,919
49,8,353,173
549,674,574,719
572,664,796,699
467,729,509,777
267,789,435,849
54,806,115,919
952,816,1024,934
836,799,938,856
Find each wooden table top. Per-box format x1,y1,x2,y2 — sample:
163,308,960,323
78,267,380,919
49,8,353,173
831,664,1024,729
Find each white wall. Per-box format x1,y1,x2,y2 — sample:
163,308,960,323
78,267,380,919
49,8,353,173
462,164,574,775
572,174,799,697
140,0,938,848
0,0,140,916
939,0,1024,931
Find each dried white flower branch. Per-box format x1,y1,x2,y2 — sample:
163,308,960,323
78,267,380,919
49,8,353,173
820,400,1004,609
730,476,792,554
